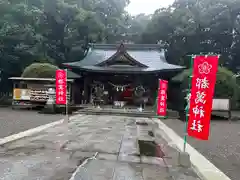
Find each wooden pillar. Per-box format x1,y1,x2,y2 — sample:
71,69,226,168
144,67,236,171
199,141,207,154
70,82,75,104
83,76,90,103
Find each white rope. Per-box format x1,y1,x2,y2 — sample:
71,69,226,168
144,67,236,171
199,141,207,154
108,82,130,92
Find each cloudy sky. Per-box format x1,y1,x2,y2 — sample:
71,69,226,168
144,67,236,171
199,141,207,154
125,0,174,15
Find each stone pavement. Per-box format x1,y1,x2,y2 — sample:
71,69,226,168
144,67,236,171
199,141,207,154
0,114,201,180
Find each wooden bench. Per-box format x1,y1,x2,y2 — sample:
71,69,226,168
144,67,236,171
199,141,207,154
212,98,231,120
179,98,231,121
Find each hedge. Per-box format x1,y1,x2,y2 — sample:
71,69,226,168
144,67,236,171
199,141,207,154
172,67,240,109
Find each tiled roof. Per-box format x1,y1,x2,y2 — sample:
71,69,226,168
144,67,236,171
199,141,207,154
64,43,184,72
72,64,184,74
127,49,167,68
66,48,116,67
67,70,81,79
9,77,75,82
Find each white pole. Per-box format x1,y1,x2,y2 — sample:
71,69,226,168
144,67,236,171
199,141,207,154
65,69,69,122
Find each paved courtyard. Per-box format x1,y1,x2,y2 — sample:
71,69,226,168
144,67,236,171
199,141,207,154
0,114,200,180
163,119,240,180
0,107,62,138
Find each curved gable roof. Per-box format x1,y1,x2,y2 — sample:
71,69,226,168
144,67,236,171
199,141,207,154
66,48,116,67
63,43,184,72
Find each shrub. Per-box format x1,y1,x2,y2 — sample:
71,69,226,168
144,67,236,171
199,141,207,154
21,63,58,78
172,67,240,109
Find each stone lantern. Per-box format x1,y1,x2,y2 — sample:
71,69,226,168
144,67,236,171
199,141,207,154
44,88,56,113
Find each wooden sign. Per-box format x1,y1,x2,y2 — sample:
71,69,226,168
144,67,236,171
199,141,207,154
156,79,168,117
55,70,67,105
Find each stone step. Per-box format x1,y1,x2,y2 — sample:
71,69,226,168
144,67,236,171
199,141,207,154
77,108,179,118
137,125,155,142
78,110,155,118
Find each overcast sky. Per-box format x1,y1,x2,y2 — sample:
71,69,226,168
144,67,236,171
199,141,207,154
125,0,174,15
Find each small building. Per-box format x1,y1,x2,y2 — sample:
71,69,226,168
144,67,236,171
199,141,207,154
9,70,81,108
63,43,185,107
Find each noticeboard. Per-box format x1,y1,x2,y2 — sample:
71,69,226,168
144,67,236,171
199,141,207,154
13,89,31,100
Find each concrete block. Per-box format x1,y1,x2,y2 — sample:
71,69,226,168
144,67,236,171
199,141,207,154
178,152,191,168
97,153,118,161
154,130,167,145
141,156,166,166
142,165,169,180
137,126,153,134
164,156,178,167
118,154,140,163
71,151,96,160
152,122,159,135
137,125,155,141
135,119,146,124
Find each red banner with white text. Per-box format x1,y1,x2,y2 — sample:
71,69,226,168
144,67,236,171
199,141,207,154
187,55,219,140
156,79,168,117
56,69,67,105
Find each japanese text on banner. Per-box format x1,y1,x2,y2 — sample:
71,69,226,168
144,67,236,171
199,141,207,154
187,56,219,140
56,70,67,105
157,80,168,117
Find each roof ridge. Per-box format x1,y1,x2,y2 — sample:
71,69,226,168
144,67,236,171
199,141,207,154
90,43,164,50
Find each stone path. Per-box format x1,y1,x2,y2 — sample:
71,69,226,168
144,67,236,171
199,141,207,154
0,114,201,180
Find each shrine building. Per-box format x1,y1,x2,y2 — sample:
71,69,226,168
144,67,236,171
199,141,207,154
62,43,185,108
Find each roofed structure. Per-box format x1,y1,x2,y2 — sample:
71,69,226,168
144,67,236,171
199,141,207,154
63,43,184,74
9,77,75,82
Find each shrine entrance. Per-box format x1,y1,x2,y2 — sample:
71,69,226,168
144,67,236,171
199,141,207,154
88,74,153,108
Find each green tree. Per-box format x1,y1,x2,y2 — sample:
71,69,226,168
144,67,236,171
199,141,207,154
21,63,58,78
173,67,240,108
0,0,131,77
0,0,44,75
141,0,240,71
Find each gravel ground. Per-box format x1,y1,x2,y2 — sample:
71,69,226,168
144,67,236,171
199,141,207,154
0,107,62,138
163,119,240,180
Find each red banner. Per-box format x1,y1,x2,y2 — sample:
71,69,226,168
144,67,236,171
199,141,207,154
187,55,219,140
56,69,67,105
156,79,168,117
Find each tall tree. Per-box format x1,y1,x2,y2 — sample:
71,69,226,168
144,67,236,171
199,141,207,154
0,0,131,75
141,0,240,71
0,0,43,75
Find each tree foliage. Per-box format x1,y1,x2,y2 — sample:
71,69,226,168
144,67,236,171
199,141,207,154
2,0,240,101
0,0,132,77
173,67,240,108
141,0,240,72
21,63,58,78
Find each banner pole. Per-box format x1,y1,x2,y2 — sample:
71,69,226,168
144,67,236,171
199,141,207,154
65,69,69,122
183,55,194,152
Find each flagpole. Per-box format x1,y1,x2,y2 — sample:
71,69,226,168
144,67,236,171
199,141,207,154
183,55,194,152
